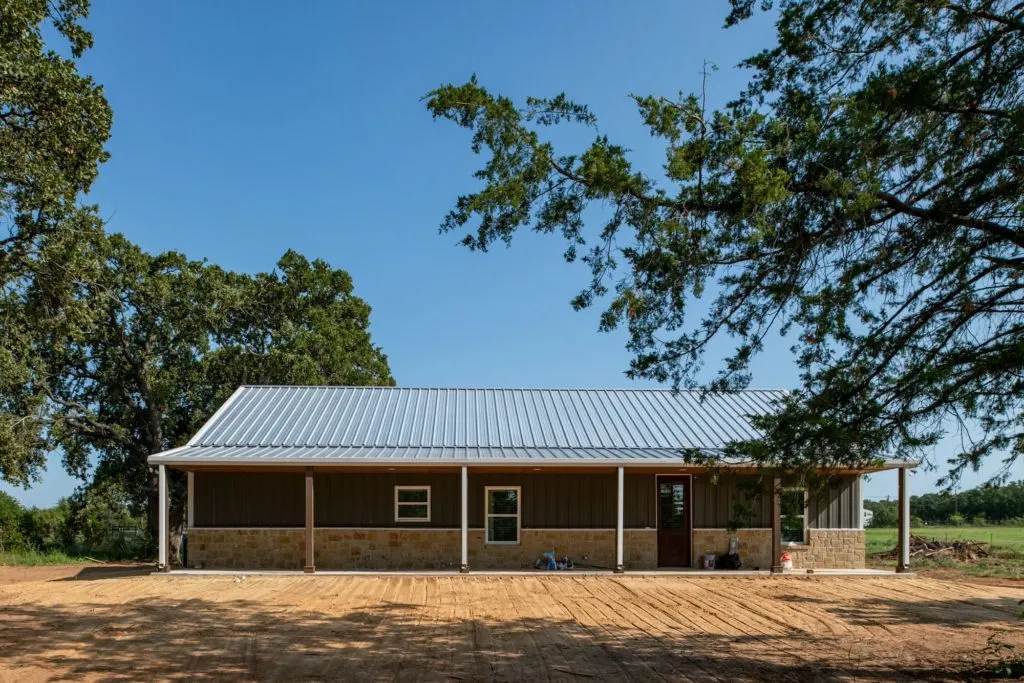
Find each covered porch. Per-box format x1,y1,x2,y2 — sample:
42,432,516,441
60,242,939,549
153,461,912,574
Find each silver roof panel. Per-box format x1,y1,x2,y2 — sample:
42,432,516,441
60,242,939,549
188,386,787,449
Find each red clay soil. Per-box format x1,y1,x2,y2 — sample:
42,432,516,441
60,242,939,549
0,574,1022,681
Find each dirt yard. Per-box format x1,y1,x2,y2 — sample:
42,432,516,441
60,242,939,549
1,569,1022,681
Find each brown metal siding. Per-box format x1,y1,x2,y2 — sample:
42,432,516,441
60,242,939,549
467,473,618,528
624,474,657,528
193,472,304,527
315,472,460,527
691,474,772,528
808,475,860,529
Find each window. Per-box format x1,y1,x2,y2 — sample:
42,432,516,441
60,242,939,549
485,486,520,544
395,486,430,522
781,488,806,544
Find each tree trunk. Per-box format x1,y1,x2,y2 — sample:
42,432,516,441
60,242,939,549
146,465,159,557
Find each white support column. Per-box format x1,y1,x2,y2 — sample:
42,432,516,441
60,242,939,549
158,465,168,570
615,466,624,573
856,474,864,530
187,472,194,528
460,465,469,573
897,467,911,572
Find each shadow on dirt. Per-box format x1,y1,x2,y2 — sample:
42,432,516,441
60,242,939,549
1,587,1018,681
53,565,154,582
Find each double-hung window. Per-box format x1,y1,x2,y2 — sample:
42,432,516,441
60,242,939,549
485,486,520,544
781,487,807,544
394,486,430,522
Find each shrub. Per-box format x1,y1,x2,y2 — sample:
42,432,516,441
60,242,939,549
949,513,965,526
0,492,26,552
21,500,72,553
67,482,147,559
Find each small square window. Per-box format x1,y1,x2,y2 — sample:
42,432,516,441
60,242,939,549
395,486,430,522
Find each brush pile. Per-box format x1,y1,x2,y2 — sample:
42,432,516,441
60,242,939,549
875,535,989,561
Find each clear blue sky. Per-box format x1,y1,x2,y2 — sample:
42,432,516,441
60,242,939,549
2,1,1010,507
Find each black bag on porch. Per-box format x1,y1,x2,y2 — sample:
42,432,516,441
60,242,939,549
717,552,742,570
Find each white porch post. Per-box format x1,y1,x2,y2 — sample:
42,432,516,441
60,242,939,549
897,466,911,573
187,471,194,528
158,465,168,571
615,466,625,573
460,465,469,573
855,474,864,530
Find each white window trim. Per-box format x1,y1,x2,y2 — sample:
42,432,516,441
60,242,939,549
781,487,808,546
484,485,521,545
394,485,431,523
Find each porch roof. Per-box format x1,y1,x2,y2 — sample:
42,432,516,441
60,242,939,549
147,443,911,469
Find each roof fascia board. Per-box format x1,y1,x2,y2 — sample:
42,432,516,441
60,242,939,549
146,454,917,470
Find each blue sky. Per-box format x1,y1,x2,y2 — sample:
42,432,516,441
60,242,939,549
2,1,1009,507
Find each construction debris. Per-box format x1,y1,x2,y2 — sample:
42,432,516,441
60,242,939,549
874,534,990,562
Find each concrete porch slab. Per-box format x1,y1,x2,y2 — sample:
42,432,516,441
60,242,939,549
156,567,912,578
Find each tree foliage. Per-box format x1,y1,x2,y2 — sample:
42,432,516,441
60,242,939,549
2,232,394,538
1,0,111,273
0,0,111,484
425,1,1024,481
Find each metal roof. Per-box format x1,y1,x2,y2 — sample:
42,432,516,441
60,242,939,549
149,386,792,466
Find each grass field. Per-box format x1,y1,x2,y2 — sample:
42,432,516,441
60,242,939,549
866,526,1024,580
0,550,96,567
866,526,1024,554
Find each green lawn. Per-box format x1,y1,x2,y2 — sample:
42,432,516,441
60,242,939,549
0,550,97,566
865,526,1024,554
866,526,1024,580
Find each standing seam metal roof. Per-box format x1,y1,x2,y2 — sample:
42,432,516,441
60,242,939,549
192,386,786,449
148,386,789,465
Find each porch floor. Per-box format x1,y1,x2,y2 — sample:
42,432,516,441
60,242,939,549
158,567,909,578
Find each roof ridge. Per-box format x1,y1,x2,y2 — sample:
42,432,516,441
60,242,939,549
237,385,791,392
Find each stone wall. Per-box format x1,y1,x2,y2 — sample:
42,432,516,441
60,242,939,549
188,528,304,570
467,529,657,570
316,529,460,570
624,530,658,570
786,530,865,569
186,526,864,571
691,529,773,570
187,527,658,570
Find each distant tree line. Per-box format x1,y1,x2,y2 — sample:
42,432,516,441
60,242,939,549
866,481,1024,527
0,486,146,559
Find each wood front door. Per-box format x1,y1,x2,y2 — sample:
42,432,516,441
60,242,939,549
657,475,692,567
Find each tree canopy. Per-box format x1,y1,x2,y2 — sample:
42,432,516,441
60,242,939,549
425,0,1024,483
2,232,394,536
0,3,395,549
1,0,111,276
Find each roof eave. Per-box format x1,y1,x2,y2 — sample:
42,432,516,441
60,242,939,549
147,452,917,471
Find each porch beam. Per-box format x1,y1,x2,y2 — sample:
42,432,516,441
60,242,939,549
771,475,782,573
615,466,624,573
304,466,315,573
460,465,469,572
897,466,911,572
158,465,169,571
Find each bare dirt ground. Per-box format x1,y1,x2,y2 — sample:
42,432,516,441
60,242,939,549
1,573,1022,682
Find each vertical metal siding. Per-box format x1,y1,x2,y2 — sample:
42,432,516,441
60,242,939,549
807,476,859,529
192,472,304,527
315,472,460,527
691,475,773,528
